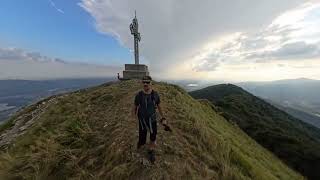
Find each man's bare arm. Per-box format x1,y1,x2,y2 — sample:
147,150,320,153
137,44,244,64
157,104,164,117
132,105,138,119
157,104,166,124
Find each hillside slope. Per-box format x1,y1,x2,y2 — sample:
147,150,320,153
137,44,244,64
239,78,320,119
269,101,320,129
0,81,302,180
190,84,320,180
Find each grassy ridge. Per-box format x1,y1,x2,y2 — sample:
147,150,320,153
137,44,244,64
0,81,302,179
190,84,320,180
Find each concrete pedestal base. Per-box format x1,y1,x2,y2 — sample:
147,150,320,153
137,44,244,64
123,64,149,79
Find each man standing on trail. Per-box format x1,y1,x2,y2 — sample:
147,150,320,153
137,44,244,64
132,75,166,163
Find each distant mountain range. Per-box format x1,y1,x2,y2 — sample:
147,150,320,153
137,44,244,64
190,84,320,180
238,78,320,128
268,100,320,129
0,78,114,123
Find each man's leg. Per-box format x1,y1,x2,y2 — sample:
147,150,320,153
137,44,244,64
149,120,157,150
148,120,157,163
138,119,147,149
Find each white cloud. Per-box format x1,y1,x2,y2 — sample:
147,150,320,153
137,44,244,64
79,0,304,78
192,2,320,73
247,41,320,60
0,47,120,80
0,47,55,62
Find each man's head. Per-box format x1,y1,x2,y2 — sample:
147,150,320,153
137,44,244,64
142,75,152,91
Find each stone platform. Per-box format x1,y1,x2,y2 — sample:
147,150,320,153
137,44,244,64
122,64,149,79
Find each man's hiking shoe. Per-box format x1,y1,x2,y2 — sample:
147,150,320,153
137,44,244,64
148,150,156,164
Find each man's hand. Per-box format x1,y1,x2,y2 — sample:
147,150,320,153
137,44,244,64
160,117,172,132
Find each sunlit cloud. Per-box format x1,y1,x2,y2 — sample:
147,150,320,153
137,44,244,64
80,0,305,81
188,2,320,81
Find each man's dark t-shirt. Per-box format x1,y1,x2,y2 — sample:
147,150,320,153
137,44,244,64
134,90,160,119
135,90,160,143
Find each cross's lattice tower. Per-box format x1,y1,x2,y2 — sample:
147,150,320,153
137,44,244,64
130,11,141,65
122,11,150,80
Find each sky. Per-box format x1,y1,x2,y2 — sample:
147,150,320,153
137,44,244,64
0,0,319,81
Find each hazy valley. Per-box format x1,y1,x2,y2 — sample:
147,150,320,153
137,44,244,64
0,78,112,123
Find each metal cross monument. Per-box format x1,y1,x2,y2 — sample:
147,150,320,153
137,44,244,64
130,11,141,65
122,11,149,80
